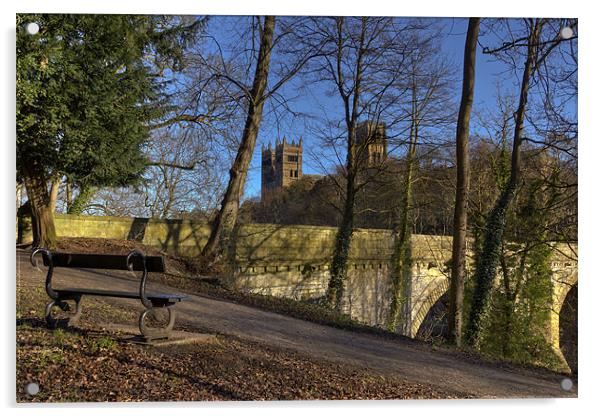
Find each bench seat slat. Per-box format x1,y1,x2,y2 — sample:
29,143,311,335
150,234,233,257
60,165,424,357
56,288,186,303
43,253,165,272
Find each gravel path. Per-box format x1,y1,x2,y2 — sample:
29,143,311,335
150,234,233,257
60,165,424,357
17,249,577,399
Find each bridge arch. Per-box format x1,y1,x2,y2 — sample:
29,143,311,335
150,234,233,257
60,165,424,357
559,283,577,373
554,269,578,315
409,266,578,347
552,268,578,372
411,278,449,338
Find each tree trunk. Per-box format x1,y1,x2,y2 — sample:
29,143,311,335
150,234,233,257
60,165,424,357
499,245,513,356
201,16,276,264
447,17,480,346
16,182,23,212
21,161,56,248
387,160,414,334
48,175,61,214
65,180,72,212
388,88,419,334
466,20,541,347
326,170,356,310
160,170,179,219
68,185,95,215
325,17,368,311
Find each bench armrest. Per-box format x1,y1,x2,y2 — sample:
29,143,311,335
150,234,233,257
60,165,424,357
126,250,153,308
31,248,59,301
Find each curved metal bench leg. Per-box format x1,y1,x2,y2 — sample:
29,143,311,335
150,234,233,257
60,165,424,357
45,300,60,329
45,297,83,328
69,297,83,326
139,306,175,341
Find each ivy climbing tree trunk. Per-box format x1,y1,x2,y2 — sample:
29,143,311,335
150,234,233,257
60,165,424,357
21,160,56,248
201,16,276,264
447,17,480,347
466,19,542,347
67,185,96,215
327,168,356,309
325,17,368,310
387,140,416,334
387,82,419,334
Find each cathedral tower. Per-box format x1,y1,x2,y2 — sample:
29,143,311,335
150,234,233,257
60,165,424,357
261,137,303,201
355,121,387,168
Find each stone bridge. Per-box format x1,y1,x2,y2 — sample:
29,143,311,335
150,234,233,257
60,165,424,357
19,214,578,368
226,224,577,352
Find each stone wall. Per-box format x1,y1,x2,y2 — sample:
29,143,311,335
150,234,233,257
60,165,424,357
19,213,212,257
19,214,455,267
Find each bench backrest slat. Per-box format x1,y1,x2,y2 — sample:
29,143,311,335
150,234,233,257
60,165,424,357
42,253,165,272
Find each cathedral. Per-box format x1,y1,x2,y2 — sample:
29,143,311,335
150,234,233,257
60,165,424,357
261,121,387,201
261,137,303,201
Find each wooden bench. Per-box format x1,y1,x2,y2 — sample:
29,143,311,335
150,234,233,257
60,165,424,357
30,248,187,340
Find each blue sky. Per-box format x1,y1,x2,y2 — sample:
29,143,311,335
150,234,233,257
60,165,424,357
200,17,575,200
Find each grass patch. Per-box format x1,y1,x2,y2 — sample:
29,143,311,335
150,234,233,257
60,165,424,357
88,336,118,354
